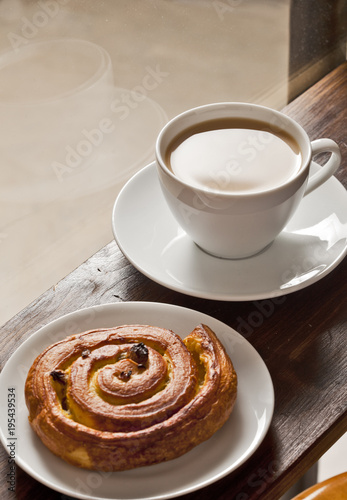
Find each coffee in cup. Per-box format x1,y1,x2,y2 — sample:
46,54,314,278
156,103,341,259
165,117,302,194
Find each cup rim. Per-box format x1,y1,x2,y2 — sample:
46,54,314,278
156,102,311,199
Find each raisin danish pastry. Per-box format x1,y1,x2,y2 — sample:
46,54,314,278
25,323,237,471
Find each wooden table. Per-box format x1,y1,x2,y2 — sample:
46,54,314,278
1,62,346,500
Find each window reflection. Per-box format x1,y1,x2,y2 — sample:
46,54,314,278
0,0,345,325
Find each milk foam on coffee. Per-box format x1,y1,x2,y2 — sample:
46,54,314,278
167,118,302,193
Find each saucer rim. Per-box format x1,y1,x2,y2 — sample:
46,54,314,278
112,161,347,301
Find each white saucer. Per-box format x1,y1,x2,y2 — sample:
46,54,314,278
112,162,347,301
0,302,274,500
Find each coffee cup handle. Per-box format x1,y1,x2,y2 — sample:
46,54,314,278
304,139,341,196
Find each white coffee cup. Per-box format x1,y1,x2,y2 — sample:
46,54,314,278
155,102,341,259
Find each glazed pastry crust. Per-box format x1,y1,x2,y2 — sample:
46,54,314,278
25,324,237,471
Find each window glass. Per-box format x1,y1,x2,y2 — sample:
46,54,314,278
0,0,345,324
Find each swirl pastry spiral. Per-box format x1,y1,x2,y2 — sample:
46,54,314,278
25,323,237,471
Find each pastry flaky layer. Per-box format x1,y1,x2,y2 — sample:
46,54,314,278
25,323,237,471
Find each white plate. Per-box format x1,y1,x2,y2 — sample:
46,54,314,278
112,162,347,301
0,302,274,500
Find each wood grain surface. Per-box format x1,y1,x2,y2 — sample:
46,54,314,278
0,62,346,500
